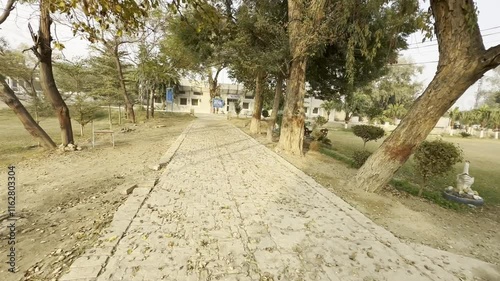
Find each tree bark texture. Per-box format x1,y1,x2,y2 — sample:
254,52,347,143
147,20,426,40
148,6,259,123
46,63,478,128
277,0,326,155
38,0,74,145
350,0,500,192
0,77,56,149
250,73,265,134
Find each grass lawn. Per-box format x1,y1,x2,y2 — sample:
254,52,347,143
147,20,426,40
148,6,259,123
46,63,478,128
0,107,187,167
322,128,500,206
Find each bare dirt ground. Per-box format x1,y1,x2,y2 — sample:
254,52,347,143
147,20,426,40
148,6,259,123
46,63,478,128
230,118,500,267
0,113,193,281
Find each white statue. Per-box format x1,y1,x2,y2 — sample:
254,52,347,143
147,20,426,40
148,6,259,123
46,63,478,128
447,161,482,200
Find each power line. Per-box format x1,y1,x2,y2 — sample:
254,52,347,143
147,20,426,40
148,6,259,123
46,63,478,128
407,25,500,47
406,31,500,50
389,60,438,66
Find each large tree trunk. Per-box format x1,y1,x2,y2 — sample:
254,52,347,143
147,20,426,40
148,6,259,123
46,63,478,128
112,44,135,123
267,75,283,141
276,0,326,155
38,0,74,146
349,0,500,192
249,73,265,134
0,78,56,149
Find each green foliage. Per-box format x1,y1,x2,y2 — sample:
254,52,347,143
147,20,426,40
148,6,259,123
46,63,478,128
313,116,328,128
460,132,472,138
70,95,100,127
384,103,408,120
319,147,356,167
352,150,372,168
352,125,385,147
414,140,463,195
390,179,463,210
235,100,242,116
320,100,338,121
53,59,93,94
56,0,159,43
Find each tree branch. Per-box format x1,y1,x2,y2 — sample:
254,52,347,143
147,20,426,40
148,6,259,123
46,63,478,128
481,44,500,69
0,0,16,26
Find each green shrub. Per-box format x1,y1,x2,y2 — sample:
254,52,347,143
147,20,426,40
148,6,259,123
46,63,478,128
314,116,328,128
460,132,471,138
352,150,372,168
352,125,385,148
235,100,242,116
262,109,269,118
414,139,463,196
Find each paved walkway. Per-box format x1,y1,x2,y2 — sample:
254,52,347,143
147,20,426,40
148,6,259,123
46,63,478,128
60,117,500,281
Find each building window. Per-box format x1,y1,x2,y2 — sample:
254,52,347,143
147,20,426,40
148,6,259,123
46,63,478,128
243,102,249,109
193,91,202,95
304,107,308,113
178,91,186,95
180,98,188,105
313,107,319,114
191,99,199,106
244,91,254,99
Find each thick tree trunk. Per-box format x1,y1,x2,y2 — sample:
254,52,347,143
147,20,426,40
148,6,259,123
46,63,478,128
0,78,56,149
276,58,307,155
349,0,500,192
277,0,326,154
250,73,265,134
112,45,135,123
268,75,283,141
38,0,74,146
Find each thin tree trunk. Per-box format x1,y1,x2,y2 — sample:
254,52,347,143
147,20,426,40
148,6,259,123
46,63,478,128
108,104,112,130
349,0,500,192
250,73,265,134
268,75,283,141
80,124,84,136
146,86,150,119
151,88,155,118
0,77,56,149
118,104,122,125
37,0,74,146
208,67,223,114
112,44,135,123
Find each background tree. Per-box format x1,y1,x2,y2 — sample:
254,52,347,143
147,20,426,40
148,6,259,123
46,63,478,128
351,0,500,193
320,100,338,122
164,0,235,113
70,94,99,136
0,38,56,149
280,0,421,154
227,0,288,134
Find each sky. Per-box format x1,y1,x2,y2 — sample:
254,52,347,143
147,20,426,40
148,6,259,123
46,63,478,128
1,0,500,110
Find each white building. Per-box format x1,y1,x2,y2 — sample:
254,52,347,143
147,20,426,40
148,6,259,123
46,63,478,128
165,79,335,120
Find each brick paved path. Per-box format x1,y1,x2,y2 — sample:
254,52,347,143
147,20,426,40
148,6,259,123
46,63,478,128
60,117,500,281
